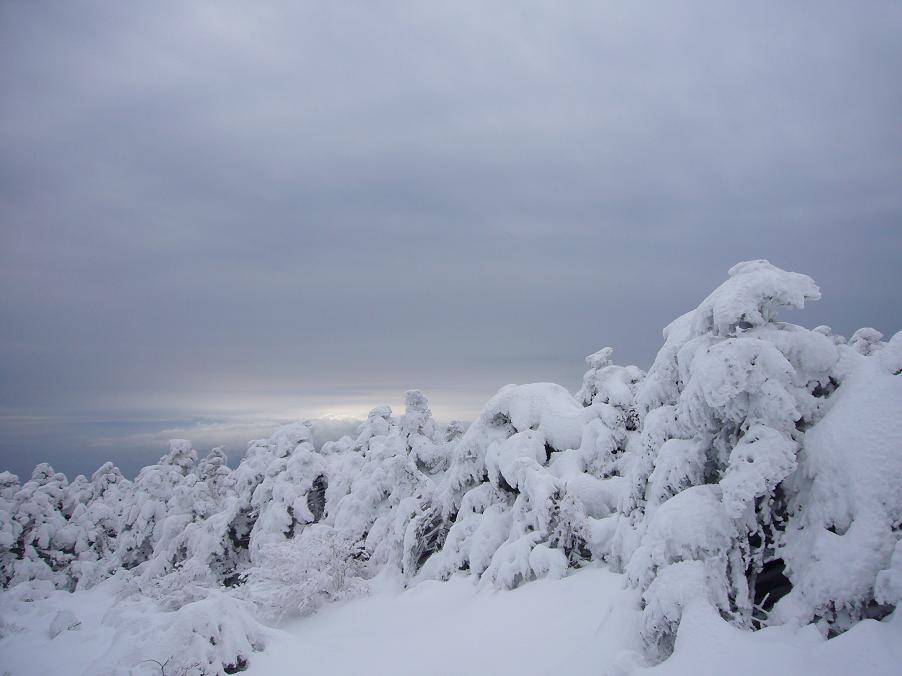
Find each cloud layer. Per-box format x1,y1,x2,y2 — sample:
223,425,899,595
2,1,901,477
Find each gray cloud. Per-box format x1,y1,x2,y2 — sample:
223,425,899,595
2,1,901,478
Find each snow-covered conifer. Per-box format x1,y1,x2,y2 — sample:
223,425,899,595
614,260,844,655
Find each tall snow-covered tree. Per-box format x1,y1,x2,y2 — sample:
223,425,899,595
611,260,877,658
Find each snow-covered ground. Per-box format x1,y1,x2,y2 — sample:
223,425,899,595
4,566,897,675
245,566,902,676
248,567,642,676
0,581,122,675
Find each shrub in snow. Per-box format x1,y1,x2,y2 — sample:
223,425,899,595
0,471,21,585
246,437,326,556
327,400,445,578
241,524,368,620
114,440,199,573
423,378,629,587
404,389,450,474
640,560,716,660
773,349,902,634
197,447,233,504
175,422,321,588
849,327,884,355
626,485,740,591
91,586,269,676
575,347,643,432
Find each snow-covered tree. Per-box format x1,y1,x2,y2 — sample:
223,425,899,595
4,464,72,588
610,260,898,658
242,523,368,620
0,471,21,585
422,379,631,587
114,440,199,573
773,329,902,634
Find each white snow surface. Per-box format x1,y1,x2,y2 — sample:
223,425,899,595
247,567,899,676
2,567,899,676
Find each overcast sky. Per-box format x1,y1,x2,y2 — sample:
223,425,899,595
1,1,900,478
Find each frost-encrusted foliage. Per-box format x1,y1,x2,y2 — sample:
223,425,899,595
613,261,899,657
1,260,899,672
241,524,369,621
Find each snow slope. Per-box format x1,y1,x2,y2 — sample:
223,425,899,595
647,602,902,676
246,566,901,676
2,566,899,676
0,581,121,675
247,567,642,676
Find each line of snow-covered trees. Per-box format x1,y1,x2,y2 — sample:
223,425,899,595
1,260,900,673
